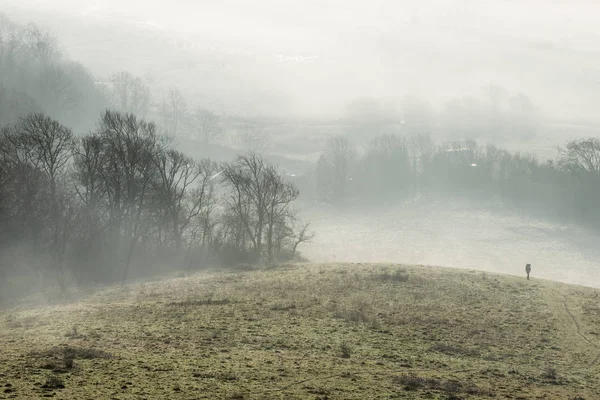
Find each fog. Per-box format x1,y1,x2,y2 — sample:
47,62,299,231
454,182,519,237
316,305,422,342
303,197,600,288
5,0,600,119
2,1,600,302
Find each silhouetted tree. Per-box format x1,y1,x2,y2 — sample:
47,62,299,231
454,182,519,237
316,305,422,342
191,107,222,145
108,71,151,117
95,110,160,281
558,138,600,175
359,134,411,198
221,152,302,262
325,135,353,201
160,87,188,136
0,16,107,129
152,150,216,250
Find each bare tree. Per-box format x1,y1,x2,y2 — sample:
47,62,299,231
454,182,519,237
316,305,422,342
0,128,11,193
16,114,74,194
152,149,215,249
0,87,40,127
17,115,75,284
109,71,151,117
191,107,222,145
71,133,107,279
558,138,600,175
361,134,411,196
263,166,300,261
221,152,300,262
1,114,75,287
408,133,435,177
95,110,160,281
37,62,77,119
189,158,219,248
272,218,314,260
160,87,188,136
23,22,60,65
325,135,353,201
73,134,106,212
0,16,106,131
291,221,314,257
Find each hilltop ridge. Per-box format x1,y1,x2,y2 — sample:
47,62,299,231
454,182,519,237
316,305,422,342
0,263,598,399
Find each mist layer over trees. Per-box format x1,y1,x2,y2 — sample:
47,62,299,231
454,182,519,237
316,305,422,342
1,13,600,301
0,14,107,131
0,15,314,303
0,110,311,301
313,133,600,230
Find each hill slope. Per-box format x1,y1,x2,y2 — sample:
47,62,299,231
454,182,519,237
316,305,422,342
1,263,599,399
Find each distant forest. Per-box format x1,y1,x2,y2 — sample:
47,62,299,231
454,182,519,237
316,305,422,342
314,134,600,229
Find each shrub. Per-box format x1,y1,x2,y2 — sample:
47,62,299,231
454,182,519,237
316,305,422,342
430,343,481,357
393,373,485,395
394,374,437,391
375,269,409,282
42,375,65,390
339,341,353,358
542,368,558,380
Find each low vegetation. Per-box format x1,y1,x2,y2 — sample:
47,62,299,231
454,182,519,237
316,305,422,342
0,263,598,399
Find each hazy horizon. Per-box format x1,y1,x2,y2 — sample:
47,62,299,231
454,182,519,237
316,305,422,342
4,0,600,120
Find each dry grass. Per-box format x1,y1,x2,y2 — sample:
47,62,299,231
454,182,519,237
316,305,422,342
0,263,599,399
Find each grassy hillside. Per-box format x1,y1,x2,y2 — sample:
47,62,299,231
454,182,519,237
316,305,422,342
0,264,599,399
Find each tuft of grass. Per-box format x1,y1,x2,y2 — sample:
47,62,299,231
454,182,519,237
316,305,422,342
339,341,353,358
393,374,484,395
64,325,81,339
35,346,110,372
42,375,65,390
168,298,231,307
64,354,75,370
40,361,59,371
394,374,438,391
430,342,481,357
192,371,238,381
230,263,258,272
542,367,559,381
269,302,297,311
334,299,373,324
61,346,113,360
33,346,113,367
374,268,409,283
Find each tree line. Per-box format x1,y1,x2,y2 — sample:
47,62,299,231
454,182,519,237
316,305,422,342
315,133,600,228
0,111,311,301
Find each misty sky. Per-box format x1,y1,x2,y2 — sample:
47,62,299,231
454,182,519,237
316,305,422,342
5,0,600,119
10,1,600,45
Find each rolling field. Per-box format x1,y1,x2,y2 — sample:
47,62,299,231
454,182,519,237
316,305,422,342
1,263,599,399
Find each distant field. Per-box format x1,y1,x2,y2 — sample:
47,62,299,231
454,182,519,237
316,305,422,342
1,263,598,399
302,198,600,288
